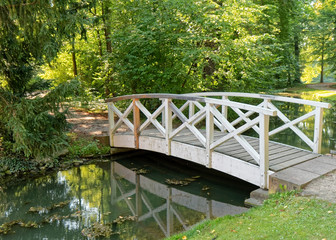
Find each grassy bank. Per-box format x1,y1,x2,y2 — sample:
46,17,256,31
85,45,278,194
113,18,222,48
276,84,336,102
167,192,336,240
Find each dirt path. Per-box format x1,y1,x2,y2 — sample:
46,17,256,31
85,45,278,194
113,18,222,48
306,82,336,92
67,109,109,137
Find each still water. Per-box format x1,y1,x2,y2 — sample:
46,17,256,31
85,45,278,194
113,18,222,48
0,152,255,239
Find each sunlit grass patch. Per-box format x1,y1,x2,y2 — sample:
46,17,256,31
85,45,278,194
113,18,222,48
167,192,336,240
276,85,336,102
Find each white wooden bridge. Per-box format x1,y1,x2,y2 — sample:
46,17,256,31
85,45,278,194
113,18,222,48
106,93,331,189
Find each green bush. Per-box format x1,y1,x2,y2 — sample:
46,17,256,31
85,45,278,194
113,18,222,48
67,135,110,158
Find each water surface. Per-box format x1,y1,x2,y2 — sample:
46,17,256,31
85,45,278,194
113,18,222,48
0,153,255,239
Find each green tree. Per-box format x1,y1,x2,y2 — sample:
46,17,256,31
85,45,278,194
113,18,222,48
304,0,336,83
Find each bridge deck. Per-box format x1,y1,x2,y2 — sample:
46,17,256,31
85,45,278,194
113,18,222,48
114,128,320,173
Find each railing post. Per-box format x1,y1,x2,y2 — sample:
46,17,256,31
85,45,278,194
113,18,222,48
259,99,271,188
165,99,172,155
206,103,214,168
259,111,270,188
313,107,324,154
221,96,228,132
133,99,140,149
108,103,115,147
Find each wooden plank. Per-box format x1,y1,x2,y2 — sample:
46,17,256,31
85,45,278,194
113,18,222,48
268,145,294,155
113,135,135,148
270,154,319,171
212,152,261,186
170,142,208,166
269,148,303,161
269,151,312,166
216,139,259,154
231,143,260,158
139,136,168,154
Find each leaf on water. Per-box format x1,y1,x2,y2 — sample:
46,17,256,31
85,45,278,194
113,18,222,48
202,186,210,191
28,206,46,213
165,177,198,186
82,222,115,238
29,200,70,214
131,167,149,174
113,215,136,224
184,178,196,182
0,220,39,235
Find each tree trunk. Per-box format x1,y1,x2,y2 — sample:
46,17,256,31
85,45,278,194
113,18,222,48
102,2,112,53
294,33,301,83
97,30,103,57
102,1,112,96
320,41,324,83
71,38,78,77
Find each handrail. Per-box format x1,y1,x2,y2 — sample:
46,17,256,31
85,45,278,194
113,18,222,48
185,92,332,109
105,93,277,116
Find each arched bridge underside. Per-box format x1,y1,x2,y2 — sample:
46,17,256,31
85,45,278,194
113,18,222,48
106,93,332,189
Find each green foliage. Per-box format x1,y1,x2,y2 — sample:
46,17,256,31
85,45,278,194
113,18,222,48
0,80,81,159
95,0,284,95
0,156,36,174
0,0,90,96
67,134,110,158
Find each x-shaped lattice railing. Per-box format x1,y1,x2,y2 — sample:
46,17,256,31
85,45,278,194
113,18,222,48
107,94,278,188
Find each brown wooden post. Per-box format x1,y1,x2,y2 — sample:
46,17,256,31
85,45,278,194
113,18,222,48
133,99,140,149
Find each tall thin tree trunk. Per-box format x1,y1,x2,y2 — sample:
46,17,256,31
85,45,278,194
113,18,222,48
71,37,78,77
102,2,112,53
102,1,112,96
94,6,103,57
97,30,103,57
321,41,325,83
294,34,301,83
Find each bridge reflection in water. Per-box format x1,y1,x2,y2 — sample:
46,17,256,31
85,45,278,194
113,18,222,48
110,154,251,238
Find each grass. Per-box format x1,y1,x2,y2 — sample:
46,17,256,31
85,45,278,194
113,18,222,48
277,84,336,102
167,192,336,240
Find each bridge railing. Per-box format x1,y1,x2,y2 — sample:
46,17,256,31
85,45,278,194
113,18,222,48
106,94,277,188
186,92,331,154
